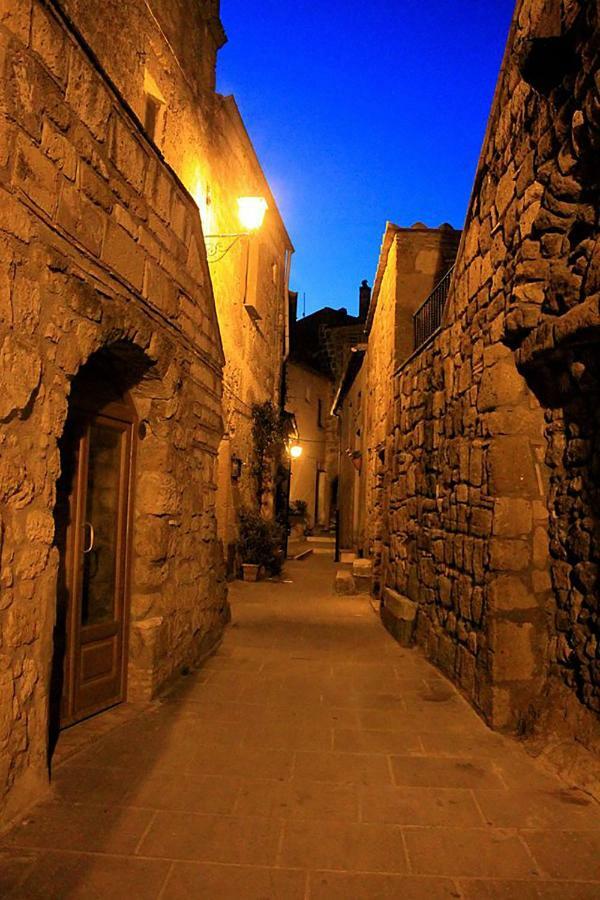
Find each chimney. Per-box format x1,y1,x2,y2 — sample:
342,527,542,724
288,290,298,324
359,280,371,322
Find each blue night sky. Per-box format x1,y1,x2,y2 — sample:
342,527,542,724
218,1,514,317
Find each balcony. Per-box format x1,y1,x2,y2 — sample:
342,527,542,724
413,265,455,351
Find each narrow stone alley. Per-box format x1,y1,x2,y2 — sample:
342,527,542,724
2,554,599,899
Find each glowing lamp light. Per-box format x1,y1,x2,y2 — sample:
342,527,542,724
289,443,303,459
237,196,268,232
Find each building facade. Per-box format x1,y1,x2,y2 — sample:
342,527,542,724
362,223,461,582
204,100,293,571
373,0,599,788
0,0,292,827
332,347,366,550
45,1,294,571
285,287,370,535
286,360,336,530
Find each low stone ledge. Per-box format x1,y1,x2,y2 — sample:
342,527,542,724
381,586,417,647
352,558,373,594
335,570,356,595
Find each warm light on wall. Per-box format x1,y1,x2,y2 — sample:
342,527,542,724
237,196,268,232
187,168,215,235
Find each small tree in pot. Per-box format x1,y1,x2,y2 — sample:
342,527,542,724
288,499,308,538
238,508,284,581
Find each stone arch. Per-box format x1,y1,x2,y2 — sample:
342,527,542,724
49,338,159,748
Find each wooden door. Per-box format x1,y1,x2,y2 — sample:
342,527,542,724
58,393,135,728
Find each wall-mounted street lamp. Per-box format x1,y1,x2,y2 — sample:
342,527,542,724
204,196,268,263
230,455,243,481
288,442,303,459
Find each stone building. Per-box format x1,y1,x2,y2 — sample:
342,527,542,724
372,0,599,788
333,225,460,557
0,0,291,828
39,1,294,573
362,223,460,577
285,286,370,533
286,360,336,531
332,345,367,550
204,99,293,573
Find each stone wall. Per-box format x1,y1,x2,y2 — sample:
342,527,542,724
380,0,599,768
287,361,335,529
52,0,294,566
0,0,227,826
364,223,460,585
335,356,366,550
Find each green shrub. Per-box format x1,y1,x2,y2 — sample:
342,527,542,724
238,508,284,575
289,499,308,518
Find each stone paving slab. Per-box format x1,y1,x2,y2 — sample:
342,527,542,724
1,555,599,898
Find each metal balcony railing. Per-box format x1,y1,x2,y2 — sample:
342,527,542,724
413,265,455,351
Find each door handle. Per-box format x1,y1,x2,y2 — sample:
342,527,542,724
82,521,95,554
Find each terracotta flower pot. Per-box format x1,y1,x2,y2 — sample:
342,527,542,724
242,563,261,582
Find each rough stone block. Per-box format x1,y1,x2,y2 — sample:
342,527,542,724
66,53,111,142
0,334,41,422
14,133,58,216
137,472,181,516
352,558,373,577
0,0,32,42
334,570,355,595
102,221,145,290
487,437,540,497
532,525,549,568
491,621,536,682
143,259,178,317
41,121,76,180
489,574,537,612
477,360,527,412
32,2,68,84
57,180,105,257
493,497,533,537
111,116,147,192
489,538,531,572
381,586,417,647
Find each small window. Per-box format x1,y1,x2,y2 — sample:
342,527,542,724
317,398,323,428
143,69,165,143
144,94,162,141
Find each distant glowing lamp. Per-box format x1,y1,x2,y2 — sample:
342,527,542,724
237,196,268,232
289,443,303,459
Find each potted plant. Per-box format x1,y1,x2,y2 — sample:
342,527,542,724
238,508,285,581
288,499,308,538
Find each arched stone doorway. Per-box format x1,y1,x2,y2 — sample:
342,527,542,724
50,344,151,748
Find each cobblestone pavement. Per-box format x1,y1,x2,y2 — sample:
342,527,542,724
2,555,600,898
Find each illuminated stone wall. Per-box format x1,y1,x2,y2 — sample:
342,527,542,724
54,0,294,570
363,224,460,586
0,0,228,826
379,0,599,782
286,361,335,530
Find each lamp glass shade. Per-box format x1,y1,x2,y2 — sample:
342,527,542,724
289,443,303,459
237,196,268,231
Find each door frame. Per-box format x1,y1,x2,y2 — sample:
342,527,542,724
60,389,137,729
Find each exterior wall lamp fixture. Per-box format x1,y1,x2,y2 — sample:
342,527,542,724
204,196,268,263
289,442,303,459
230,455,243,481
